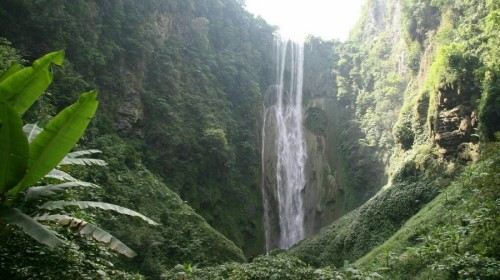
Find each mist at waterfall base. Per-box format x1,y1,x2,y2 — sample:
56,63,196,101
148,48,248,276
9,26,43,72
262,36,307,250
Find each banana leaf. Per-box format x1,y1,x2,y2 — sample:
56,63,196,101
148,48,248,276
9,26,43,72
0,51,64,115
25,181,99,201
36,214,137,258
8,91,98,196
23,123,42,143
0,103,29,193
0,207,64,247
66,149,102,158
59,157,107,166
41,201,159,226
0,63,23,83
45,169,79,182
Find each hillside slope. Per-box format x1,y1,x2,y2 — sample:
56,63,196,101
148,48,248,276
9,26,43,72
290,0,499,267
164,1,499,278
0,0,275,257
166,143,499,279
0,0,276,278
356,142,500,279
0,0,498,279
0,43,245,278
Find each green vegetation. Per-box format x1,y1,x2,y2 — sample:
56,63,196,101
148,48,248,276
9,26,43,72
163,254,382,280
0,0,498,279
0,48,246,279
64,133,246,278
0,51,162,278
478,0,500,140
289,145,445,266
0,0,274,257
292,0,500,277
357,142,500,279
0,51,98,245
0,38,22,73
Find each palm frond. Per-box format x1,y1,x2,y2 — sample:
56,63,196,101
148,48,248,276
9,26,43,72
41,201,159,226
45,169,79,182
35,214,137,258
59,157,107,166
0,207,64,247
25,182,98,201
66,149,102,158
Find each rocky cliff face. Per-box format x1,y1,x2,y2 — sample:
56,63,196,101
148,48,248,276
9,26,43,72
299,0,410,237
302,99,340,235
261,85,280,249
301,40,340,235
431,81,480,161
293,0,484,242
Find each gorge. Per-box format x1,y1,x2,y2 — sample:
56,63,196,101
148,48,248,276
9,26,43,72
0,0,498,279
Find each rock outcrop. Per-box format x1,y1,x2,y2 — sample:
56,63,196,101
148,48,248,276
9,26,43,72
432,85,479,161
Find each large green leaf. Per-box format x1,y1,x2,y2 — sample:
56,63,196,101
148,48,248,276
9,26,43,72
25,181,99,201
0,207,64,247
66,149,102,158
60,149,106,166
41,201,159,226
0,103,29,194
0,51,64,115
36,214,137,258
45,169,79,182
59,157,107,166
0,63,23,83
23,123,43,143
8,91,98,196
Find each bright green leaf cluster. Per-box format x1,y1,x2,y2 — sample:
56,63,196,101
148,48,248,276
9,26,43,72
0,51,98,199
0,51,159,260
0,51,98,248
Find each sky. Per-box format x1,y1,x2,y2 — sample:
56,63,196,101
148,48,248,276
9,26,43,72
244,0,365,41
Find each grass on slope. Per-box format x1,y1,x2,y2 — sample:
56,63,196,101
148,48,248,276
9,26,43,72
289,145,447,267
357,142,500,279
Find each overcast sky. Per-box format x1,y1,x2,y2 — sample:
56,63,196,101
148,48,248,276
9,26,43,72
244,0,365,41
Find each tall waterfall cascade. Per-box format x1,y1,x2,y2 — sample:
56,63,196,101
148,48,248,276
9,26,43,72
261,37,307,250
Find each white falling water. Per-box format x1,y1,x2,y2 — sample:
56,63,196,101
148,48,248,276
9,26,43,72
261,105,272,252
272,37,307,249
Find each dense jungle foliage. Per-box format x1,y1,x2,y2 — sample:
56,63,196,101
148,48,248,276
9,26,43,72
0,0,498,279
0,0,275,260
290,0,500,275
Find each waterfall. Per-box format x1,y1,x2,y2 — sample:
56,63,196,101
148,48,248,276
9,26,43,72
262,36,307,250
